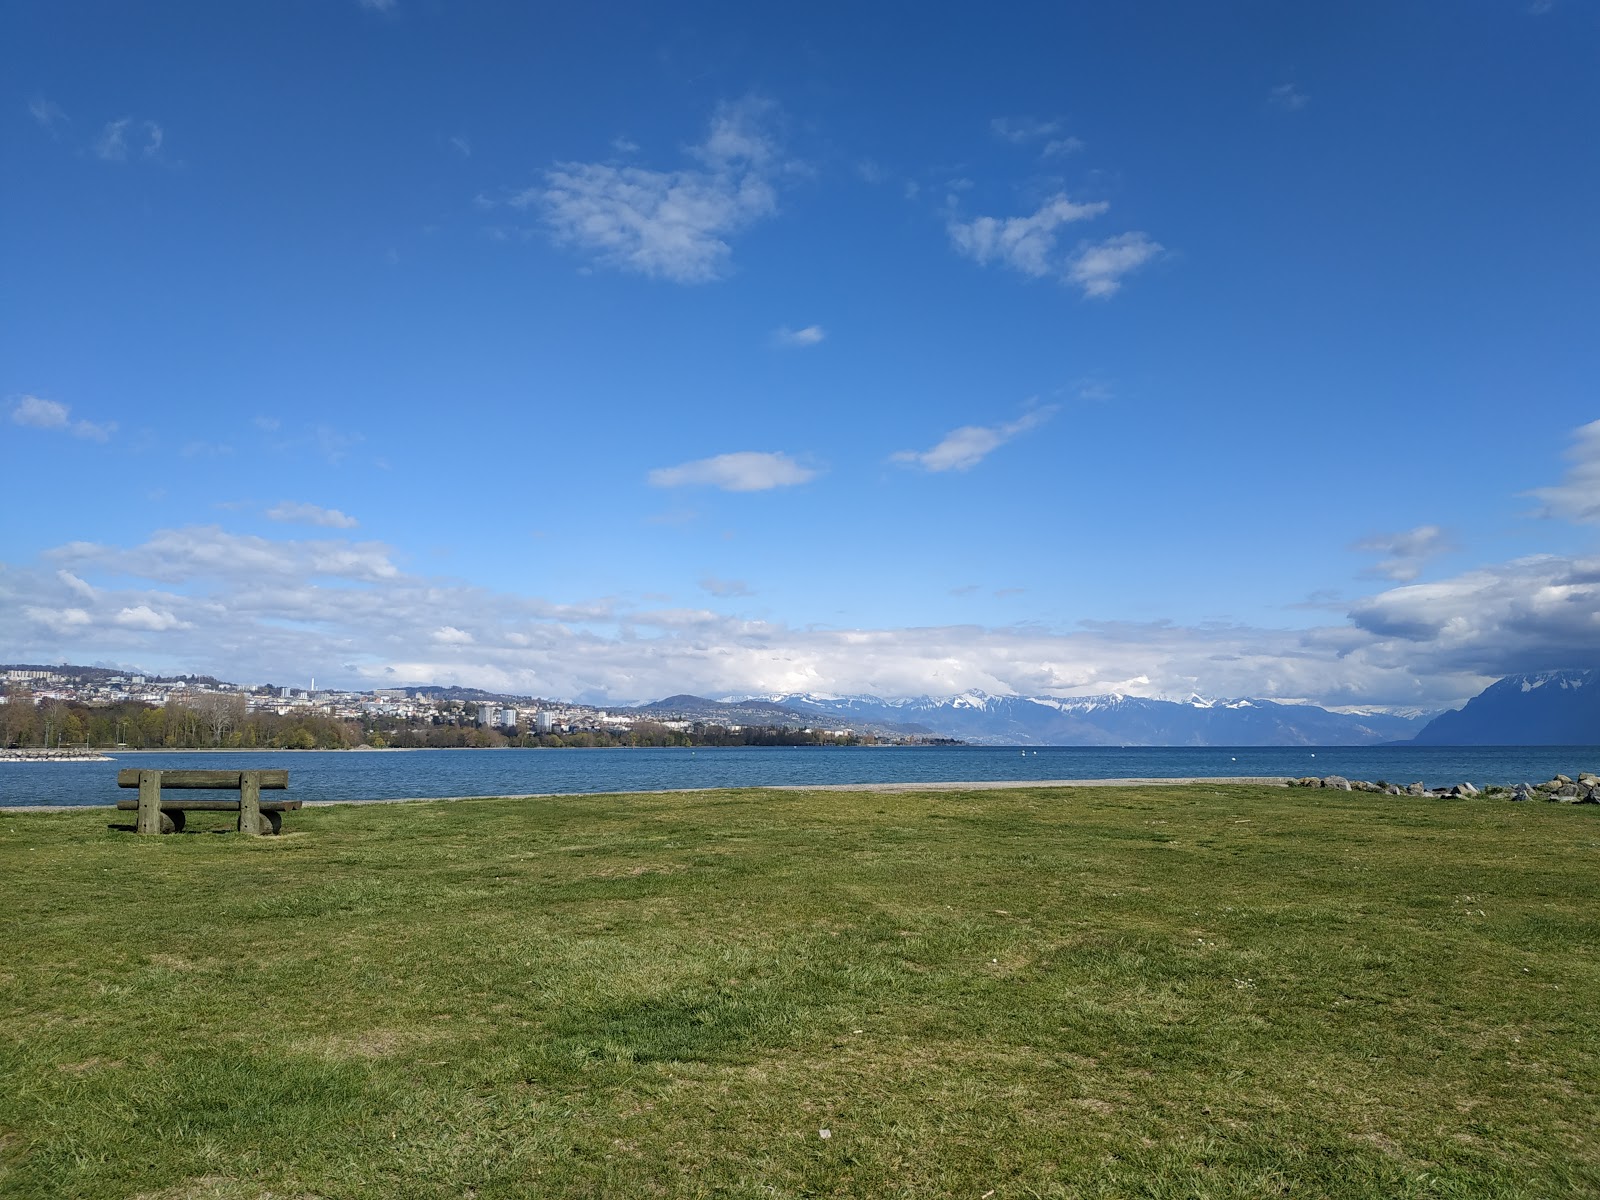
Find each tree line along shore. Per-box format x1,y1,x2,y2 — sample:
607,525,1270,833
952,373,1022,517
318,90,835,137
0,695,929,752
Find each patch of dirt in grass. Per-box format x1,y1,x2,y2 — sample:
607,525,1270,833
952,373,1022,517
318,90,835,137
1069,1097,1116,1114
292,1028,438,1060
589,863,684,880
1352,1130,1409,1159
130,1176,326,1200
147,953,202,972
56,1057,123,1074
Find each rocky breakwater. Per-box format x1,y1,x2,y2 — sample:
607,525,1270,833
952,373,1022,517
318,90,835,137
1288,772,1600,803
0,748,116,763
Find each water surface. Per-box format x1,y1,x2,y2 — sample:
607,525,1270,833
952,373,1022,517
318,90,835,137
5,744,1599,808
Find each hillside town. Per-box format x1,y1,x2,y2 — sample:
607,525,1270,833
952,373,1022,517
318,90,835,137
0,665,916,750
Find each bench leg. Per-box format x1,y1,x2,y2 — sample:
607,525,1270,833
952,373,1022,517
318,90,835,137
136,771,165,835
238,772,263,836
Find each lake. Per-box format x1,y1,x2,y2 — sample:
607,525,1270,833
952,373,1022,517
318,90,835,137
4,744,1599,808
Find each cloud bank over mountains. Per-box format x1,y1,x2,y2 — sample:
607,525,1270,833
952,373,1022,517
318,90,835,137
11,450,1600,709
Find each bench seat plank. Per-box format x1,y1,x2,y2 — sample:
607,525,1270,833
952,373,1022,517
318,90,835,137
117,769,289,790
116,798,303,812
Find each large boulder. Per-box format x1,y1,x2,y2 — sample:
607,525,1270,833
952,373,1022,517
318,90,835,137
1511,783,1534,802
1321,775,1352,791
1452,782,1480,797
1406,781,1428,796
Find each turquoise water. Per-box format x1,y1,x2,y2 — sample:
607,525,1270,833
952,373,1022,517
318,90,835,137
4,744,1600,808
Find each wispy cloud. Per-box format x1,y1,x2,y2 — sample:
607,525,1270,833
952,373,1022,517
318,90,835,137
526,97,784,283
27,97,68,135
9,394,115,442
266,502,360,529
1525,419,1600,523
94,117,164,163
449,135,471,158
649,451,817,492
772,324,825,348
1269,83,1309,112
358,0,396,11
990,116,1061,144
991,116,1082,158
1350,524,1452,581
180,441,235,459
1066,233,1163,298
700,575,751,597
948,193,1109,277
892,406,1057,473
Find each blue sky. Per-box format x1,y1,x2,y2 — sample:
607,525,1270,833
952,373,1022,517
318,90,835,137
4,0,1599,708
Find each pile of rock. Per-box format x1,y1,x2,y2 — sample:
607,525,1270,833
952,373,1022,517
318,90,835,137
1287,772,1600,803
0,747,115,763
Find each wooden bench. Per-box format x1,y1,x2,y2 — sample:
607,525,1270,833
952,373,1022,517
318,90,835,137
116,769,299,836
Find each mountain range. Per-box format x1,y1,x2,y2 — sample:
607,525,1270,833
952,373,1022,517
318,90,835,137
634,690,1438,746
1409,670,1600,745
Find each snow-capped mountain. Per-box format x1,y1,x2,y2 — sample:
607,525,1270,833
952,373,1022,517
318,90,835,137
726,690,1432,746
1410,670,1600,745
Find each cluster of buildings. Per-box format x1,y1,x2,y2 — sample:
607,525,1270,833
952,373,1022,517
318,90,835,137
0,667,640,738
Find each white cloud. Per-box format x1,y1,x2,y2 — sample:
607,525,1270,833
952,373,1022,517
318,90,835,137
266,501,360,529
449,135,471,158
1,519,1549,709
1065,232,1163,298
358,0,396,10
892,407,1057,473
12,394,70,429
1269,84,1308,112
1347,554,1600,680
9,394,115,442
95,117,163,163
47,525,400,585
528,97,783,283
1042,136,1085,158
24,606,92,633
181,441,234,458
772,324,826,348
990,116,1061,144
648,451,817,492
700,576,751,597
114,605,191,632
948,194,1109,278
611,136,640,155
57,570,97,600
1350,525,1452,581
28,97,67,133
1525,419,1600,523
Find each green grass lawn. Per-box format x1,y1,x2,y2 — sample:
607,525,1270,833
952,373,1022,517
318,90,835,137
2,784,1597,1199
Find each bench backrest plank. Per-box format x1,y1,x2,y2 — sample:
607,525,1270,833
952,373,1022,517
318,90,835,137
117,768,289,790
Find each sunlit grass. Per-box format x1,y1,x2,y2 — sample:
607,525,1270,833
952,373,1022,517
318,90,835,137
2,784,1597,1198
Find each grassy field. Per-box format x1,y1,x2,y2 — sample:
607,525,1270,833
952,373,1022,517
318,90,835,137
1,784,1597,1199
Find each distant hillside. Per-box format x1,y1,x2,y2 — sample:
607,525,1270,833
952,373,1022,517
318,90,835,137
624,694,933,739
1411,671,1600,745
